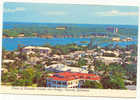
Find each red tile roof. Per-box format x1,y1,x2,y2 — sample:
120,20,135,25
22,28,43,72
48,72,100,81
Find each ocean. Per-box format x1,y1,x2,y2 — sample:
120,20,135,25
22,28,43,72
2,22,138,51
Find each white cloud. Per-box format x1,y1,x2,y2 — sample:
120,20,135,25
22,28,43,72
97,10,138,16
4,7,25,13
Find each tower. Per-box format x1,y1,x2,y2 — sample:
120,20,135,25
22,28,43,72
113,27,118,33
115,27,118,33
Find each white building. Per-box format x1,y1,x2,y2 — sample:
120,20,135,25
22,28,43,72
22,46,52,55
45,64,88,73
95,56,122,64
103,50,120,57
3,59,15,63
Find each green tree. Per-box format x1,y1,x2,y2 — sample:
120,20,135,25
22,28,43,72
83,80,103,89
78,58,87,67
100,63,126,89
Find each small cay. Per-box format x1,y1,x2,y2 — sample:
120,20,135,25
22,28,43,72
80,41,88,43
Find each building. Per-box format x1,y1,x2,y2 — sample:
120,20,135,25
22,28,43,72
122,37,133,41
45,64,88,73
39,34,54,38
32,32,39,37
81,66,88,70
90,32,107,38
22,46,52,55
56,26,67,30
95,56,122,64
18,33,25,37
46,72,100,88
102,50,120,57
3,59,15,63
115,27,118,33
3,34,8,38
112,37,120,41
1,68,8,73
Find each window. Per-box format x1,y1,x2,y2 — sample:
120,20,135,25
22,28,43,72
47,80,50,82
63,82,67,85
43,50,46,53
57,81,61,85
53,81,56,84
68,81,72,85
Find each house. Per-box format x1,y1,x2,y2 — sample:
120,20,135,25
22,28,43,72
112,37,120,41
81,66,88,70
29,56,41,64
122,37,133,41
45,64,88,73
3,34,8,38
22,46,52,55
65,60,77,65
103,50,120,57
26,50,36,55
56,26,67,30
95,56,122,64
46,72,100,88
39,34,54,38
18,33,25,37
90,32,107,38
125,51,132,54
52,55,61,60
32,32,39,37
3,59,15,63
82,65,95,72
1,68,8,73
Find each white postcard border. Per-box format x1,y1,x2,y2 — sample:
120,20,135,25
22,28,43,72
0,0,140,99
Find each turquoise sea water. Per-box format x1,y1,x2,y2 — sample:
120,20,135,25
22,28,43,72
3,22,138,51
2,37,137,51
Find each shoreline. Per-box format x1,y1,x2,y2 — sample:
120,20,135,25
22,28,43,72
3,37,91,39
2,37,137,51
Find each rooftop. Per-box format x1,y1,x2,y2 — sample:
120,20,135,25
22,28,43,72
3,59,15,63
47,72,100,81
45,64,88,73
95,56,121,60
23,46,51,50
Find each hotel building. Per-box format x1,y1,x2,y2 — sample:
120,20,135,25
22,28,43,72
22,46,52,55
46,72,100,88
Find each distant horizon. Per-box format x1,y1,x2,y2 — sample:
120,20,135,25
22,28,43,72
3,21,138,26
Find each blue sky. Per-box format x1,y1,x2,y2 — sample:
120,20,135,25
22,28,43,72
3,2,139,25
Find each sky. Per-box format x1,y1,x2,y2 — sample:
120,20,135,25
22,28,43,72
3,2,139,25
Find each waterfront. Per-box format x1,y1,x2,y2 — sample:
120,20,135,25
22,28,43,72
2,37,137,51
1,2,138,93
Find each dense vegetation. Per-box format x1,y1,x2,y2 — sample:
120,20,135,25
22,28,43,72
2,22,138,89
3,22,138,38
1,44,137,89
